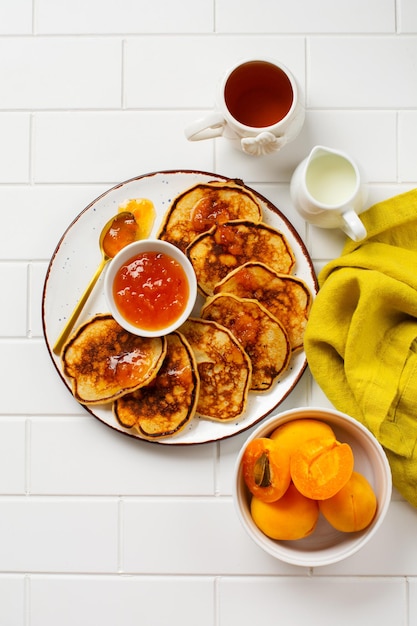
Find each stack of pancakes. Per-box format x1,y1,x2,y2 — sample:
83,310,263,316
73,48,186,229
62,179,313,440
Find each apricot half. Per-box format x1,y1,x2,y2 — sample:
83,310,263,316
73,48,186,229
290,437,354,500
251,483,319,540
319,471,377,532
242,437,291,503
270,418,336,457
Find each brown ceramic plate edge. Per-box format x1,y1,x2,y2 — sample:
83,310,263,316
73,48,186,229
42,169,318,446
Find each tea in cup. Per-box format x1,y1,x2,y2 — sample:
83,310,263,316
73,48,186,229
290,146,367,241
185,59,305,156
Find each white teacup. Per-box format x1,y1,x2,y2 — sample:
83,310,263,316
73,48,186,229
185,58,305,156
290,145,367,241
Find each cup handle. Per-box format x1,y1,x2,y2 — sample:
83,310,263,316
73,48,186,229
341,209,367,242
184,112,226,141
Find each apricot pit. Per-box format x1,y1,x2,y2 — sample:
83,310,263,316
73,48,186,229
242,437,291,503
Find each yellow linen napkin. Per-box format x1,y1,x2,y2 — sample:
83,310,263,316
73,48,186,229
304,188,417,507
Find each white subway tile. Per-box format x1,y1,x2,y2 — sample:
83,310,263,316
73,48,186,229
0,498,118,572
215,134,306,185
316,500,417,575
30,575,214,626
219,577,405,626
218,429,252,497
0,576,25,626
308,223,348,260
408,578,417,624
125,36,305,109
308,37,417,108
295,111,397,183
0,114,30,183
399,111,417,182
215,111,397,186
35,0,213,34
30,416,215,495
215,0,395,33
0,185,108,261
0,419,26,494
0,0,32,34
122,497,306,574
0,0,416,612
29,262,48,338
251,184,308,242
0,264,27,337
277,370,310,410
0,38,122,110
33,112,213,183
0,340,81,415
398,0,417,32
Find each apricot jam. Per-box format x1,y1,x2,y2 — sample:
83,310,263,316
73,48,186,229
113,251,189,331
102,212,138,259
191,195,231,232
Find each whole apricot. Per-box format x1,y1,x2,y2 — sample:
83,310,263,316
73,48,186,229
242,437,291,503
319,471,377,532
270,418,336,457
251,483,319,540
290,436,354,500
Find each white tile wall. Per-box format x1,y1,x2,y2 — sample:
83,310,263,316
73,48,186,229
218,577,406,626
29,576,215,626
1,0,416,624
0,114,30,183
0,38,122,110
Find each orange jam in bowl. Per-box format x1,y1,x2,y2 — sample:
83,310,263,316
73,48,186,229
105,240,197,337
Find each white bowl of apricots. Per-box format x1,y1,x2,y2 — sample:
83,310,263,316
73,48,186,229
234,407,392,567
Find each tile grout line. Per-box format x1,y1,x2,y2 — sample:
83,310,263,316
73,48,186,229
25,418,31,496
118,497,124,574
29,112,35,185
24,573,31,626
121,38,127,110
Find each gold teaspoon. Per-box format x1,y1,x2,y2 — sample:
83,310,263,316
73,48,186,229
53,211,137,355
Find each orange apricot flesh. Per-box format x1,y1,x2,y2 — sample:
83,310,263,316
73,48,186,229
242,437,291,503
270,418,336,458
319,471,377,532
290,436,354,500
251,483,319,540
118,198,156,240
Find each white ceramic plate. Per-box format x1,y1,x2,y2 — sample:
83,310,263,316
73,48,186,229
42,170,318,445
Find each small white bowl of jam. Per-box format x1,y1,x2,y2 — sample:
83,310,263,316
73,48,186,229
104,239,197,337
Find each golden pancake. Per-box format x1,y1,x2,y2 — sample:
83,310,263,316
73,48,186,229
179,317,252,421
201,293,291,392
113,331,200,439
214,262,312,351
157,180,262,252
62,314,167,405
186,220,295,297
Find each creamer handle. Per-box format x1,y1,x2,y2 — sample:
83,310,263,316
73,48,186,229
341,209,367,242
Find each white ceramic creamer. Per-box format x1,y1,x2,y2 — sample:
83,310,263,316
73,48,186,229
290,146,367,241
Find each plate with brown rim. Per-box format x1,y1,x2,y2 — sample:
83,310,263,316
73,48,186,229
42,170,318,445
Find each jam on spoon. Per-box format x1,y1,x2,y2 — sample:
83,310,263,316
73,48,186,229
53,211,138,355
